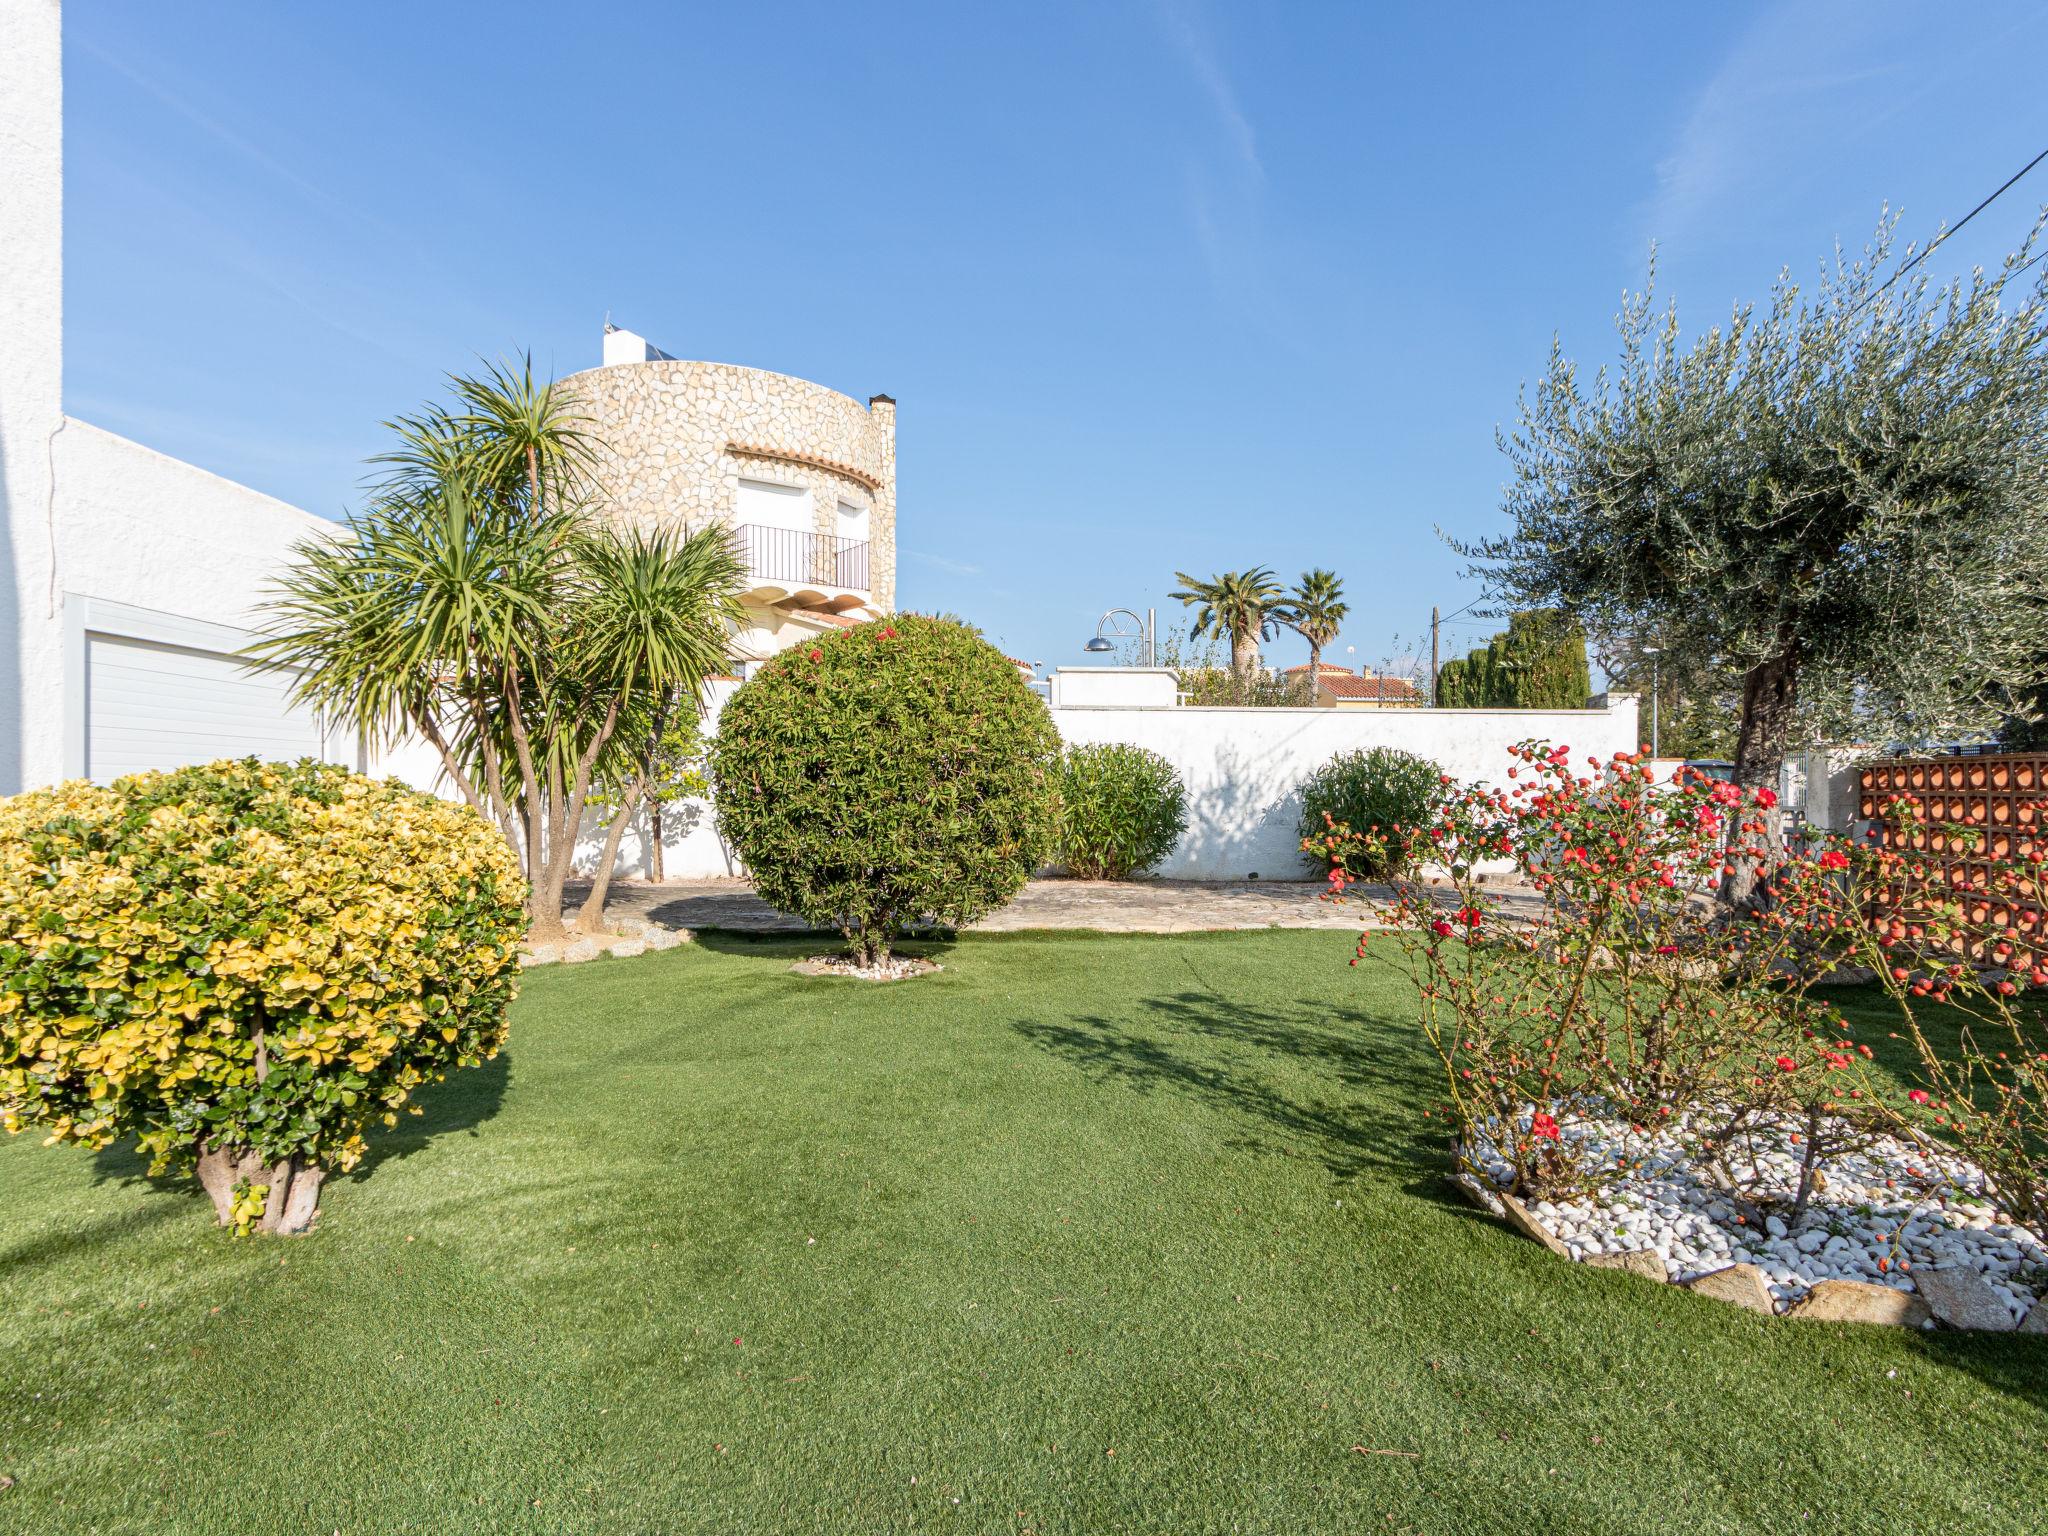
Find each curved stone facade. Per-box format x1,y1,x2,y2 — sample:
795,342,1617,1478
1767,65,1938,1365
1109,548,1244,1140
557,357,896,615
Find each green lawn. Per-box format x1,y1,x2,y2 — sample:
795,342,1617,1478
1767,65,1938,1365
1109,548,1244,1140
1,929,2042,1535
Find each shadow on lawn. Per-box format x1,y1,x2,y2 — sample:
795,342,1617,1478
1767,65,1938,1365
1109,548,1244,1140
688,926,960,967
1010,967,1451,1193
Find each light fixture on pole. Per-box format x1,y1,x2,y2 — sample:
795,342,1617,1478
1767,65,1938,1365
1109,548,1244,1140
1084,607,1156,667
1641,646,1662,758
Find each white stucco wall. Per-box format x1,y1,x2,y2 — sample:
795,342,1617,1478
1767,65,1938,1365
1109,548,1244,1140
1050,697,1643,880
0,1,341,795
1048,667,1178,709
1,0,65,798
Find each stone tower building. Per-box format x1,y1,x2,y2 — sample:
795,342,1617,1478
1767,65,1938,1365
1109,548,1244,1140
556,327,896,668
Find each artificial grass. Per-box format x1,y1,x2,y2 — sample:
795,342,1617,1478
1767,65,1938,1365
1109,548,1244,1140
0,929,2041,1535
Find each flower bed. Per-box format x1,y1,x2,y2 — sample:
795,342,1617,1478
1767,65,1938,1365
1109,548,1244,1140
1330,741,2048,1333
1459,1107,2045,1328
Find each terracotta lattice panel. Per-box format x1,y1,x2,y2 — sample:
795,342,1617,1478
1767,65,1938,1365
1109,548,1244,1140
1858,755,2048,968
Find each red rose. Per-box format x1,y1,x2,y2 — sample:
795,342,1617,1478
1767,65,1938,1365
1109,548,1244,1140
1530,1111,1561,1141
1907,1089,1929,1105
1774,1055,1797,1072
808,648,823,662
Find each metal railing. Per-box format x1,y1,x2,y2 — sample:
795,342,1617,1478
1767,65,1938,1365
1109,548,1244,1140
730,524,869,592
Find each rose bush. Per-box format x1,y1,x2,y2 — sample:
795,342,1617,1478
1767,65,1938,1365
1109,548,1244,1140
1785,797,2048,1245
1335,743,1885,1219
0,759,524,1234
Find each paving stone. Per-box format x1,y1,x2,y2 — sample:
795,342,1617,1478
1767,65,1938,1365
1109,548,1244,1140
1682,1263,1778,1315
560,876,1548,938
1787,1279,1930,1327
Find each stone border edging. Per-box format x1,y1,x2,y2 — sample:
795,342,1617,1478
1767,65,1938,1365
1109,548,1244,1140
1454,1174,2046,1333
520,914,690,967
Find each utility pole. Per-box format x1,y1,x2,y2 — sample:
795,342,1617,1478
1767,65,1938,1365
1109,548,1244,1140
1430,606,1440,706
1642,646,1663,757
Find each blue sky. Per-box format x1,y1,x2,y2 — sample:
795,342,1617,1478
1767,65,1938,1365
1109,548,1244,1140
62,1,2048,674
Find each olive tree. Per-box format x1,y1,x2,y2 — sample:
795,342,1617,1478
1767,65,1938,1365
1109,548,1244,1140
1466,218,2048,903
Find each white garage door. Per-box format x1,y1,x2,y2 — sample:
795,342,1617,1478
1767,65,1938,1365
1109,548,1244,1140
85,633,333,783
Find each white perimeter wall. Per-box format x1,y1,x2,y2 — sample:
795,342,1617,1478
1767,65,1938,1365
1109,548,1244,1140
576,684,1644,886
1051,697,1643,880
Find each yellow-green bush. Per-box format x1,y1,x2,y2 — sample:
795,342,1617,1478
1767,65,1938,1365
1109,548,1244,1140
0,759,524,1233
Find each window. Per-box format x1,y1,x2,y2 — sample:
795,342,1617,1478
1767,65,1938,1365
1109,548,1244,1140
735,478,813,534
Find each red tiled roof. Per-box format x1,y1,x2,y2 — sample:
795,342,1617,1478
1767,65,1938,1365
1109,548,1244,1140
789,607,865,629
1318,673,1420,701
1284,662,1354,675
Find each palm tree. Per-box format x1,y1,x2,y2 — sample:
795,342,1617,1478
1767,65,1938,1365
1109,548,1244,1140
1285,569,1348,676
1170,568,1292,679
256,364,744,943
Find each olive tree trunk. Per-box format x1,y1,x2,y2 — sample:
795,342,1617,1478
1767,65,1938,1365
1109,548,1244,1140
1723,646,1800,910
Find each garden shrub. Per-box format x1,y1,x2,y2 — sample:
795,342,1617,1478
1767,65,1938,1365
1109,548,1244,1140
0,759,524,1234
1339,743,1884,1217
1053,744,1188,880
710,615,1059,963
1298,747,1448,880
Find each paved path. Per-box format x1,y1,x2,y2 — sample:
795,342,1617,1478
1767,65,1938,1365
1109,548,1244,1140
566,876,1543,936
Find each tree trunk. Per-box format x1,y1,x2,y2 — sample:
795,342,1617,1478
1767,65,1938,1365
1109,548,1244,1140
195,1143,266,1225
575,781,644,934
194,1145,325,1233
1723,647,1800,909
648,799,666,883
1232,631,1259,681
1307,641,1322,676
263,1160,326,1235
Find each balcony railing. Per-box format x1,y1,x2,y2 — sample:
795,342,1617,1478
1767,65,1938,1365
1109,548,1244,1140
731,523,869,593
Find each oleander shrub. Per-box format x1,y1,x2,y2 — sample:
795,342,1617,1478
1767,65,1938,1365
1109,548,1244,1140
1297,747,1448,880
1053,744,1188,880
710,615,1059,963
0,759,525,1234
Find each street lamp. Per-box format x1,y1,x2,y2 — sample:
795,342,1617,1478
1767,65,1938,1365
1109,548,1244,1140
1085,607,1156,667
1641,646,1662,758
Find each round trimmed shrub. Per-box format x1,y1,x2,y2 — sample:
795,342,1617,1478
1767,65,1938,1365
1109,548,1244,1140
1053,744,1188,880
0,759,524,1234
1297,747,1448,880
710,616,1058,962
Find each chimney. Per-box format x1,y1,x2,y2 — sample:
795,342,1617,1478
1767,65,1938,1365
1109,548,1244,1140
602,324,658,367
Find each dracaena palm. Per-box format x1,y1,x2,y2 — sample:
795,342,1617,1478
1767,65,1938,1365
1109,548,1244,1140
256,363,743,943
1170,567,1293,679
1285,569,1348,675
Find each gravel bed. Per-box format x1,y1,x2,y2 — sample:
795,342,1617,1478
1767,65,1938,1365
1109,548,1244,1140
1467,1110,2045,1323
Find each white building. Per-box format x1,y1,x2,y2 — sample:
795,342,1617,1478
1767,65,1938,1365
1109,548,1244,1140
0,4,897,811
1,0,348,798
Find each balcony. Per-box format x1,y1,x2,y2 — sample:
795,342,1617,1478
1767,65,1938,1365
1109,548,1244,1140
730,523,870,602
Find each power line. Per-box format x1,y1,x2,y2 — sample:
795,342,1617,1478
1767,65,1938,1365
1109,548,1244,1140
1859,146,2048,311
